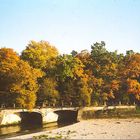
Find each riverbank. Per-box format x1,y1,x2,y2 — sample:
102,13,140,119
7,118,140,139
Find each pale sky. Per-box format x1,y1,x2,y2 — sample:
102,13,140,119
0,0,140,54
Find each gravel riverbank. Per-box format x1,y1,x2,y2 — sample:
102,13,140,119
7,118,140,139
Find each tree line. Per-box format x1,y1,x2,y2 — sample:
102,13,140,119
0,40,140,109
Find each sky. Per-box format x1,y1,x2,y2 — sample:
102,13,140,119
0,0,140,55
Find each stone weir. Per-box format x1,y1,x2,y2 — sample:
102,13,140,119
0,108,79,126
0,106,135,126
0,108,58,126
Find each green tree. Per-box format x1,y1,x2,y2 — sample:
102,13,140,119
37,78,59,107
21,40,59,69
53,54,92,106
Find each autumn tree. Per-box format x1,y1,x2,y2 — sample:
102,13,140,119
119,53,140,104
1,41,140,108
11,60,43,109
21,40,59,69
0,48,19,106
21,40,60,107
37,78,59,107
0,48,43,109
89,42,123,105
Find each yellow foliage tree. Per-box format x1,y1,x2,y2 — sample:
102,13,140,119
0,48,43,109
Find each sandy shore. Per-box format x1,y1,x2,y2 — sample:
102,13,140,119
7,118,140,139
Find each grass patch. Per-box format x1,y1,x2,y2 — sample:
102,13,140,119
33,130,77,140
33,134,63,140
136,106,140,113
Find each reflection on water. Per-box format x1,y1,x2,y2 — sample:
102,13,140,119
0,122,75,139
0,125,21,135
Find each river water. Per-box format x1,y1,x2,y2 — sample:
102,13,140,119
0,121,75,139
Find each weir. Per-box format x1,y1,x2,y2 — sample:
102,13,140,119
0,107,79,126
0,106,136,126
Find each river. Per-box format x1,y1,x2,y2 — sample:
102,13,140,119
0,121,76,139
